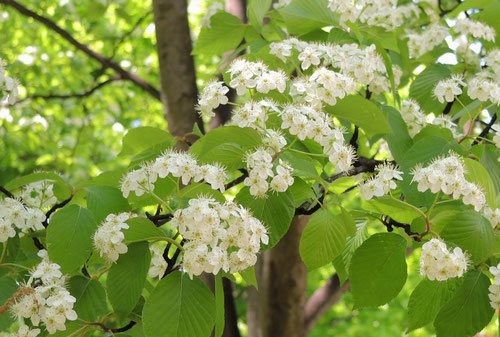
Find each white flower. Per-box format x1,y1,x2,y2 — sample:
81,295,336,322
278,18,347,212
298,47,321,70
360,163,403,200
93,212,133,262
455,18,496,42
148,242,168,279
196,80,230,119
420,238,468,281
172,198,267,278
200,2,224,28
12,325,41,337
433,75,465,103
269,41,293,61
411,153,487,212
489,263,500,309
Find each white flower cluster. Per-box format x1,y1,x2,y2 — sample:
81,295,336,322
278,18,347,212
0,59,18,105
226,59,287,96
488,263,500,309
200,2,224,28
483,207,500,229
327,0,419,30
359,163,403,200
121,151,227,198
486,49,500,78
0,198,45,242
492,124,500,149
269,39,396,94
93,212,133,262
17,181,58,209
400,99,427,137
411,153,486,211
231,99,276,130
9,325,40,337
280,104,355,172
243,148,294,197
407,24,449,58
290,67,357,108
433,74,465,103
196,80,229,119
10,250,77,334
420,238,468,281
467,77,500,105
171,197,268,278
148,242,167,279
454,18,496,42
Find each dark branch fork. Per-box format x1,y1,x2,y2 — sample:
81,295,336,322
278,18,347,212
0,0,161,101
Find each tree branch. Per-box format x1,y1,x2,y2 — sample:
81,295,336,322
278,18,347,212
0,185,15,199
0,0,160,100
15,77,121,104
304,274,350,333
472,113,497,146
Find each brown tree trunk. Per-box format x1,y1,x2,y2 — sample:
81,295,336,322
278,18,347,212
249,216,309,337
153,0,203,138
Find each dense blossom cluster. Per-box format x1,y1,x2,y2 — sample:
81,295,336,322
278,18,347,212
411,153,486,212
244,148,294,197
0,58,18,105
93,212,133,262
399,100,460,138
0,197,45,242
196,80,229,118
454,18,496,42
488,263,500,309
269,39,397,94
10,250,77,335
433,75,465,103
406,24,449,58
420,239,468,281
227,59,286,96
17,181,58,209
171,197,268,278
327,0,419,30
120,151,227,198
359,163,403,200
280,105,355,172
148,242,168,279
467,76,500,105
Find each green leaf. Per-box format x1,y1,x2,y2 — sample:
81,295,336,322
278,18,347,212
235,187,295,247
239,266,258,289
120,126,173,157
107,242,151,315
299,209,348,270
278,0,336,35
474,144,500,196
362,196,423,224
383,106,413,162
0,277,17,330
46,205,98,273
124,217,168,243
350,233,407,308
409,64,451,113
463,158,497,208
328,28,357,44
214,274,225,337
407,278,461,332
281,151,320,178
5,172,72,201
69,276,108,321
193,12,247,56
248,0,272,31
190,126,261,170
399,135,463,207
85,186,130,223
288,177,316,208
434,271,494,337
438,210,494,263
143,272,216,337
326,95,391,136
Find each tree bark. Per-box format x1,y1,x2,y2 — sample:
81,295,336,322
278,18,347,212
153,0,203,138
249,216,309,337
